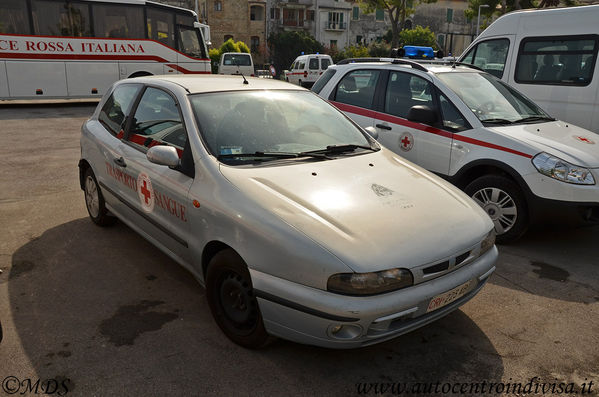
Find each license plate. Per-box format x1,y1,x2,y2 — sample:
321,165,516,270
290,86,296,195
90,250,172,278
426,280,472,313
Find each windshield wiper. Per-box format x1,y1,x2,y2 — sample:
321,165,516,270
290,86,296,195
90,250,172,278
301,144,378,155
217,151,331,161
481,118,514,125
513,116,556,123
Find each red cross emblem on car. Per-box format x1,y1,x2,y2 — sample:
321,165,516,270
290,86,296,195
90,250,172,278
399,132,414,152
575,136,595,144
137,172,155,213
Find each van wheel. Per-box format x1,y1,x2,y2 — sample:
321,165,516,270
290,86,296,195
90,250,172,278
298,79,303,87
464,175,528,244
84,168,116,226
205,249,270,348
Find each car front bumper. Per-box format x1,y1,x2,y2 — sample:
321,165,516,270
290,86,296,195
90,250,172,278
249,247,497,349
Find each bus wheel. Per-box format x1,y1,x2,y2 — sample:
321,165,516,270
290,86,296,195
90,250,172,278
128,72,153,78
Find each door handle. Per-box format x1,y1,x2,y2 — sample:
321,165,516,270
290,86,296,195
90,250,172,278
113,157,127,168
375,124,392,130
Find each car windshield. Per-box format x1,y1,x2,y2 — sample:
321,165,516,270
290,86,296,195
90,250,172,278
189,90,374,164
436,72,553,125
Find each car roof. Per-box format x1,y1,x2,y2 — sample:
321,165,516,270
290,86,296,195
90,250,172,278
331,60,481,75
134,75,306,94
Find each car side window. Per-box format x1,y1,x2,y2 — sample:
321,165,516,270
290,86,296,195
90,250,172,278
98,84,142,136
321,58,331,70
462,38,510,78
384,72,434,118
334,69,381,109
128,87,187,158
439,94,471,132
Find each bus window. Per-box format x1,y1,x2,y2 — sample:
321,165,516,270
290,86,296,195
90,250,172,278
0,0,31,34
178,26,206,58
176,14,195,27
69,3,91,37
147,7,175,48
31,0,70,36
92,4,144,39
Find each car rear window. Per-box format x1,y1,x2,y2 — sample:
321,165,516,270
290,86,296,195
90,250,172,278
223,54,251,66
309,58,319,70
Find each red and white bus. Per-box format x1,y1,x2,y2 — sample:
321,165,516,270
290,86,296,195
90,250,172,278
0,0,211,100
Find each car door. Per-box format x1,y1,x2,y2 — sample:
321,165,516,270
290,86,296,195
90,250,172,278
93,83,144,218
118,86,194,263
328,68,383,130
373,70,452,175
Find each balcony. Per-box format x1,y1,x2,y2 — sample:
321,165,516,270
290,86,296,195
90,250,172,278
276,0,314,5
324,21,347,31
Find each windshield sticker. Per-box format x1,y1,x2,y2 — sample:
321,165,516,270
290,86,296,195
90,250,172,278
574,136,595,144
220,146,243,155
137,172,155,213
399,132,414,152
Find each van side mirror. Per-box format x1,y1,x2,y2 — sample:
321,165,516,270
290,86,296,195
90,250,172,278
147,146,180,168
407,105,438,125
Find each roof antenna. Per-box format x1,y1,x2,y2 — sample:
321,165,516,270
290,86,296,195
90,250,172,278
236,60,249,85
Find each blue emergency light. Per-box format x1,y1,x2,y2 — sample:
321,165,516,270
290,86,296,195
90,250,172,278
403,46,435,59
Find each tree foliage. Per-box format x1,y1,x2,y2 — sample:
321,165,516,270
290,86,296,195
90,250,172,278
358,0,437,47
267,31,324,78
399,26,437,48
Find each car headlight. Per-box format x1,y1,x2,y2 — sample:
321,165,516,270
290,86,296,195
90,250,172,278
480,230,496,256
532,152,595,185
327,268,413,296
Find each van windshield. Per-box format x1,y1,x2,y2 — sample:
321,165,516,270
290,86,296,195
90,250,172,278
223,54,251,66
437,72,553,125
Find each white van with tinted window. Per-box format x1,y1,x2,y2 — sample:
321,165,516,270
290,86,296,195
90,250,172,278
459,5,599,133
218,52,254,76
285,54,333,87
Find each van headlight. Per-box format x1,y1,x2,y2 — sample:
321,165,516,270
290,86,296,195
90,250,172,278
532,152,595,185
327,268,413,296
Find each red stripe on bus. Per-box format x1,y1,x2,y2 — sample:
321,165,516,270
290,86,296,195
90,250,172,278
0,33,210,62
330,101,533,159
0,52,210,74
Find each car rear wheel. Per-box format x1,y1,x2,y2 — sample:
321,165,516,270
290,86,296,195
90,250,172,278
205,249,270,348
84,168,115,226
464,175,528,244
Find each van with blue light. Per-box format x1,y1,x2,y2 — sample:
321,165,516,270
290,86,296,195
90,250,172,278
285,54,333,87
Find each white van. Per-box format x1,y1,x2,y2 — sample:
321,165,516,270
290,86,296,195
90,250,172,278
218,52,254,76
285,54,333,87
459,5,599,133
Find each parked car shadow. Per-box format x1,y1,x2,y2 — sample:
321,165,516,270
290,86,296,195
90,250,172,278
6,218,504,396
0,103,97,121
490,223,599,304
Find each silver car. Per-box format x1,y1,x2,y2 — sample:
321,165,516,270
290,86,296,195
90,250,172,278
79,75,497,349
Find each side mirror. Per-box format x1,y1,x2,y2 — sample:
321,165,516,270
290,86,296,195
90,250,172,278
364,126,379,140
147,146,180,168
407,105,438,126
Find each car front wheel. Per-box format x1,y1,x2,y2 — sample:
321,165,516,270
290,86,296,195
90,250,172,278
206,249,270,348
465,175,528,244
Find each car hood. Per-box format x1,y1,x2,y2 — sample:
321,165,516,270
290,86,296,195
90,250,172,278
219,149,492,273
489,121,599,168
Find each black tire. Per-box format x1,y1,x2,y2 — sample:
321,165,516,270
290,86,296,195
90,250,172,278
83,168,116,226
464,175,528,244
205,249,270,348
